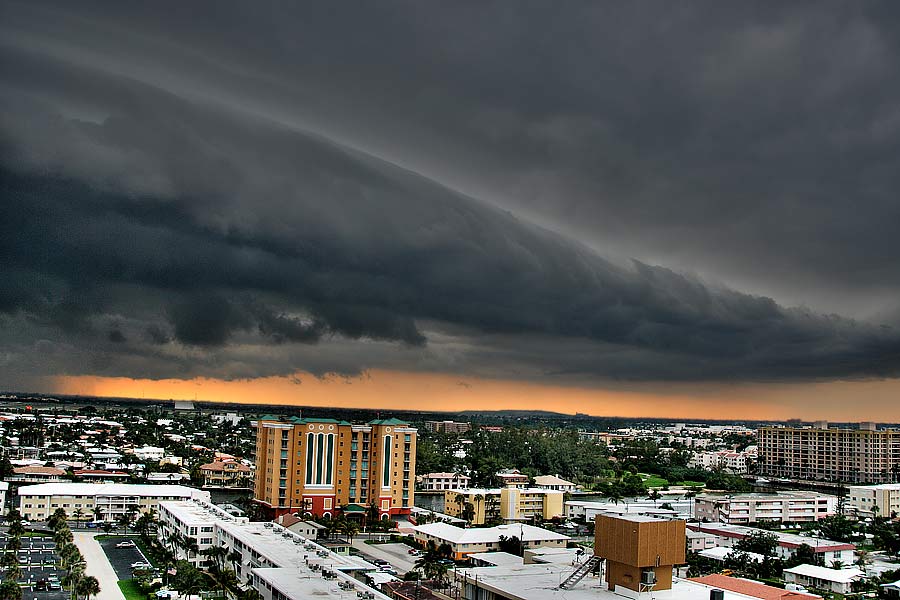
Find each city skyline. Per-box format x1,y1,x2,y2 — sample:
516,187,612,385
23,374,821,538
3,3,900,419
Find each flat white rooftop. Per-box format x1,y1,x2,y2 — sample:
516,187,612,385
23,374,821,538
159,501,219,526
456,563,765,600
691,522,854,551
17,483,209,498
414,522,569,544
253,567,392,600
217,519,375,572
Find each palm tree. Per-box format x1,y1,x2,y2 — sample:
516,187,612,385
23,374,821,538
76,576,100,600
201,545,226,570
182,537,200,558
7,520,23,539
63,563,85,600
340,519,360,544
116,514,131,535
5,563,21,582
0,580,22,600
454,493,466,518
604,483,624,507
72,508,85,528
92,507,104,525
48,508,68,531
213,568,239,595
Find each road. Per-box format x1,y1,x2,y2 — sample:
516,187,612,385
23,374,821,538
350,540,418,574
72,533,126,600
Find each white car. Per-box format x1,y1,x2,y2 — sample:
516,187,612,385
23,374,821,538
116,541,136,548
131,562,152,570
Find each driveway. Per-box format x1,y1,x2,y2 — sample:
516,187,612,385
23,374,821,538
351,540,417,574
72,533,126,600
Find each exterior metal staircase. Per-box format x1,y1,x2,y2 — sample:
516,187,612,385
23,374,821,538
558,555,603,590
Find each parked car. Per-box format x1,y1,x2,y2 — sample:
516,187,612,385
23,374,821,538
131,561,152,570
370,559,389,566
116,541,136,548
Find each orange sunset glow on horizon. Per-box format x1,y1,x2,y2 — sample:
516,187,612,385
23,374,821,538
49,370,900,422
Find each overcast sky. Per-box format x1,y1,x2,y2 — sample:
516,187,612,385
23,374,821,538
3,1,900,410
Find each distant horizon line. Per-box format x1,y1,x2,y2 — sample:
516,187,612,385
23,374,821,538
2,389,897,426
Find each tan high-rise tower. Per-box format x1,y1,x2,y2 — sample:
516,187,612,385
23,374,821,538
254,415,416,519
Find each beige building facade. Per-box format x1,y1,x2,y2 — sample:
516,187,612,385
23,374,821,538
255,416,416,519
758,422,900,483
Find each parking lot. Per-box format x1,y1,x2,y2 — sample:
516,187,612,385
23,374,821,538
0,532,68,600
97,537,151,580
350,541,418,574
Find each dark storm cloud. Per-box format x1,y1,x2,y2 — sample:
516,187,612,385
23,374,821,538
2,0,900,387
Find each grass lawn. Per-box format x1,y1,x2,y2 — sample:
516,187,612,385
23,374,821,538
677,480,706,487
118,579,146,600
640,474,670,487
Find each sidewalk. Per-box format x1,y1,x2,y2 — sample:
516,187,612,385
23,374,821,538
72,532,126,600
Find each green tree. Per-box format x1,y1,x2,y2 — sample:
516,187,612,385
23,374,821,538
48,508,68,531
498,535,523,556
818,514,855,543
72,509,85,528
170,560,207,595
0,581,22,600
76,576,100,600
5,563,21,583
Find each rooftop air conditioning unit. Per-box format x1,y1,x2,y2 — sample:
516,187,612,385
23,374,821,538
264,522,273,528
641,570,656,586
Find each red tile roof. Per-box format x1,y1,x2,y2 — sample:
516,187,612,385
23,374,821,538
13,466,65,475
690,574,819,599
199,461,251,472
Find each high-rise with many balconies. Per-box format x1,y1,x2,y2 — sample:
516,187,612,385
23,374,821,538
254,415,416,519
758,422,900,484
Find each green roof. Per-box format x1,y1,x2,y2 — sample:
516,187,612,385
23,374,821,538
257,414,282,421
342,504,366,513
368,418,409,426
291,417,352,425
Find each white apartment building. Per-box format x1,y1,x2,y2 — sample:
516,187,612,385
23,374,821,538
0,482,7,514
417,472,471,491
695,492,836,524
565,499,693,521
758,422,900,483
847,483,900,518
688,522,856,565
688,447,757,474
686,529,717,551
532,475,578,492
131,446,166,461
17,483,210,521
412,522,569,561
158,500,390,600
158,501,219,567
783,564,865,595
